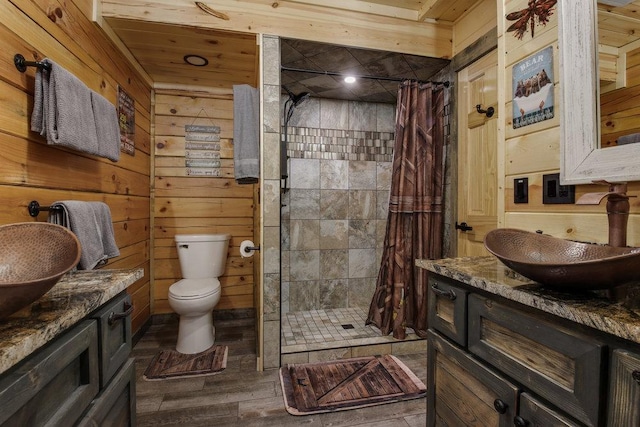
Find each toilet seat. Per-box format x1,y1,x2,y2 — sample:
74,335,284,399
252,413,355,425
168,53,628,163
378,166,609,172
169,278,220,300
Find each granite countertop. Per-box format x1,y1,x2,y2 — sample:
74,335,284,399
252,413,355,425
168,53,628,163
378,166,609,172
0,268,143,376
416,257,640,345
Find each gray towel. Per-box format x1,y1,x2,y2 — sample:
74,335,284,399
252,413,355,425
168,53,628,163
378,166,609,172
31,59,101,157
233,84,260,184
618,133,640,146
91,91,121,162
48,201,120,270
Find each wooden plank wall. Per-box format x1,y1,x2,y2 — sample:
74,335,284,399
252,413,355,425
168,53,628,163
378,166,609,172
0,0,152,333
601,45,640,147
153,89,255,313
453,0,496,56
500,0,639,246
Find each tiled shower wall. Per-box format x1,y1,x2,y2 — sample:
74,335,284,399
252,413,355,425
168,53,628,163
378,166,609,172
281,98,396,314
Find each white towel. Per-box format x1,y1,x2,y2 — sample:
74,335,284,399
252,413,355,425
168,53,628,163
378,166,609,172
233,85,260,184
618,133,640,146
90,91,121,162
30,59,101,157
48,201,120,270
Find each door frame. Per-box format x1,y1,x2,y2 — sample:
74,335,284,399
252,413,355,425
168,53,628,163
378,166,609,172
445,29,498,258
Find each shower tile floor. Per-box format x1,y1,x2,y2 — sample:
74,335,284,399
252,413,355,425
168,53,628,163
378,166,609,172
281,306,423,353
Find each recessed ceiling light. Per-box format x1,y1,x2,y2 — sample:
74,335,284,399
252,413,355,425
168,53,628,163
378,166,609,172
184,54,209,67
344,76,356,84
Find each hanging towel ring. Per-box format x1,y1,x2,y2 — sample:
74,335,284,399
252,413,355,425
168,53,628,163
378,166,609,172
476,104,494,118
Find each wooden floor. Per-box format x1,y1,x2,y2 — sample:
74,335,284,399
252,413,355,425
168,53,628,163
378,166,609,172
133,315,427,426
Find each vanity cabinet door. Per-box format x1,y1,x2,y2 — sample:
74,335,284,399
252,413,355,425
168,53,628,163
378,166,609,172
427,330,518,427
77,358,136,427
428,275,468,347
468,294,605,426
518,393,584,427
91,292,132,388
607,349,640,427
0,321,99,427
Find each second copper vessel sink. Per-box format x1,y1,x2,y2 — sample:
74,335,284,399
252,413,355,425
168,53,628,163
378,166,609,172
484,228,640,290
0,222,81,320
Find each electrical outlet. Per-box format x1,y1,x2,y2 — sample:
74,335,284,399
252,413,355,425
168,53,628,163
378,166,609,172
543,173,575,204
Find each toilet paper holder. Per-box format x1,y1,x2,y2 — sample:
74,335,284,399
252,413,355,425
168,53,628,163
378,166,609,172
243,244,260,253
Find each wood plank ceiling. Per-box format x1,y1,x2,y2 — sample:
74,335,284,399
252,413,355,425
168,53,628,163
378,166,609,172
104,0,640,97
598,0,640,48
105,0,477,98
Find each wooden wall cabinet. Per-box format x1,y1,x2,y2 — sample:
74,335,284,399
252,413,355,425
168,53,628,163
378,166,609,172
427,273,640,427
0,291,135,426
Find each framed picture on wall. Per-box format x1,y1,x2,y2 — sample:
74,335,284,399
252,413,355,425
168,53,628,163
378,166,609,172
118,86,135,156
512,45,554,129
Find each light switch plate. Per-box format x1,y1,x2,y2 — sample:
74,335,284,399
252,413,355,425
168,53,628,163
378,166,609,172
514,177,528,204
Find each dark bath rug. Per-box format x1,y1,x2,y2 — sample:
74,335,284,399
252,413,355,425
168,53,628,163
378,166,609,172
143,345,228,380
279,354,426,415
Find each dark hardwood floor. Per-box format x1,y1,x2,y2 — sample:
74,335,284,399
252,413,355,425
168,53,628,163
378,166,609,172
133,315,427,426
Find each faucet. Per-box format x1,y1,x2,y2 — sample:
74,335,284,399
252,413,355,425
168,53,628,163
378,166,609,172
575,181,635,247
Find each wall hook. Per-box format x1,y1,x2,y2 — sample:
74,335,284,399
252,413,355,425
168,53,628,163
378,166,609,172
476,104,494,118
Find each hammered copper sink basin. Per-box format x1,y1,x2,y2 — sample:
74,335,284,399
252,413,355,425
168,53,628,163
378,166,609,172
484,228,640,290
0,222,81,320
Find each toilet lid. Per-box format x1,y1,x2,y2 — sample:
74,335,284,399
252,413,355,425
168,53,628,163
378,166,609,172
169,278,220,300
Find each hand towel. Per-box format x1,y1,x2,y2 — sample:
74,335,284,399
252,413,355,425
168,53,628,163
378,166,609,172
90,91,121,162
617,133,640,146
30,59,102,158
233,84,260,184
48,201,120,270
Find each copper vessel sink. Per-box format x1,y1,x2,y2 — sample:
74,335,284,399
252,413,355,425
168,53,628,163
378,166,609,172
0,222,81,320
484,228,640,290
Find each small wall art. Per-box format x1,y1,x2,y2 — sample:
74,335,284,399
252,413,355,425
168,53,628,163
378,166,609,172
512,45,554,129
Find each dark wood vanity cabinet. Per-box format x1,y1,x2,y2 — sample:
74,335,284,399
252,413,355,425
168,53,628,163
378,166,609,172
607,349,640,426
428,330,518,426
468,294,604,426
0,291,135,427
427,273,640,427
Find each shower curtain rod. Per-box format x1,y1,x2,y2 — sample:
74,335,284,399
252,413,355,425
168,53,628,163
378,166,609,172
281,65,450,88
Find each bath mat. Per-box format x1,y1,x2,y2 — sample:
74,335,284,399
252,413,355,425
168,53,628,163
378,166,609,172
143,345,228,380
279,354,426,415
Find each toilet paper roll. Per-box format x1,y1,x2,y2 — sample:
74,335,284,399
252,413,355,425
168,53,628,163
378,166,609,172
240,240,256,258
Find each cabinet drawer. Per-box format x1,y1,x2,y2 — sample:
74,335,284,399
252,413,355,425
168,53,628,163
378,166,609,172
91,292,132,388
77,358,136,427
428,275,468,346
468,294,605,426
0,321,99,427
518,393,583,427
607,349,640,427
427,330,518,427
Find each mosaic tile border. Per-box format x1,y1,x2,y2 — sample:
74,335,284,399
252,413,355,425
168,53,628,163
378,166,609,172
284,126,395,162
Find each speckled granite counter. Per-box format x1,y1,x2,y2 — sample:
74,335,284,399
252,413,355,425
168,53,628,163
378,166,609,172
416,256,640,345
0,268,143,375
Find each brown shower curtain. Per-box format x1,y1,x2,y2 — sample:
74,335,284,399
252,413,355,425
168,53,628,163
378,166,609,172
366,80,445,340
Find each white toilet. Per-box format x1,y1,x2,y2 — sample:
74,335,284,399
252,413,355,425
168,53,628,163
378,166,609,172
168,233,230,354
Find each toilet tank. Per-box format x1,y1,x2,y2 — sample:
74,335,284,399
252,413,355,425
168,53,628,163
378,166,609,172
174,234,230,279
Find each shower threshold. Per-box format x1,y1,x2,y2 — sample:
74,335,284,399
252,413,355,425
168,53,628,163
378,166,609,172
281,307,424,354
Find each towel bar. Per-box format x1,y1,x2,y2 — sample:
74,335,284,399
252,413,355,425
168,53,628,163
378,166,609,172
14,54,51,73
28,201,63,217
